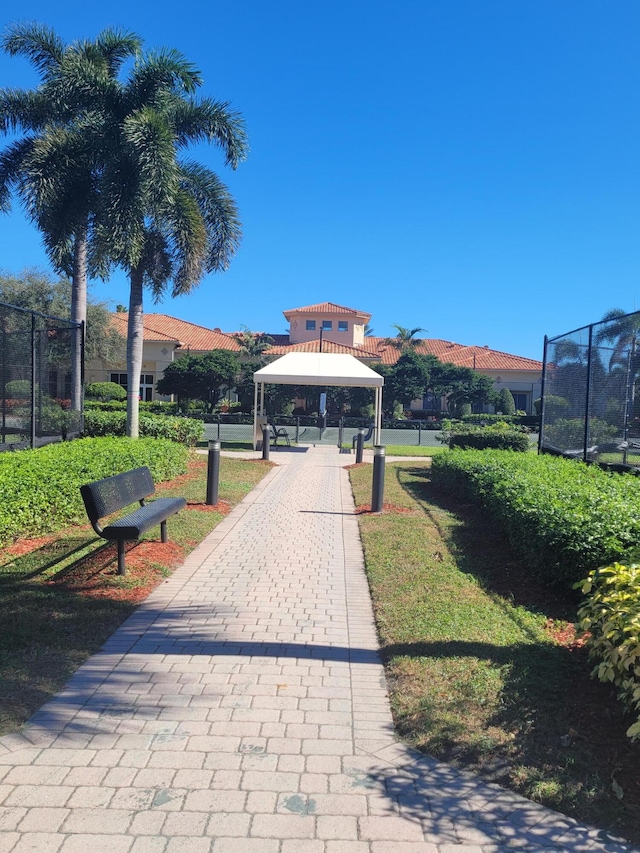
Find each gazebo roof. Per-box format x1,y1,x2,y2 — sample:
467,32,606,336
253,352,384,388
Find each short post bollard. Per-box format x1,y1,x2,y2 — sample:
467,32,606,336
356,428,365,464
206,439,221,506
262,425,270,461
371,445,385,512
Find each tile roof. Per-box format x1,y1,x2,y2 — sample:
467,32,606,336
283,302,371,321
266,339,380,358
110,313,241,351
365,337,542,370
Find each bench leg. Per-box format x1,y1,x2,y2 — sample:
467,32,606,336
117,540,126,576
161,520,168,543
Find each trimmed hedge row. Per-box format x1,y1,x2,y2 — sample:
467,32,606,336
430,450,640,588
449,430,530,451
0,437,189,545
577,563,640,741
83,411,203,445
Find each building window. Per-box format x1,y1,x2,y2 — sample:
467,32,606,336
110,372,128,389
511,392,529,412
140,374,154,402
306,320,316,331
322,320,332,331
338,321,348,332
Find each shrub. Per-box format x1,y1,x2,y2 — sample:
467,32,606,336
83,411,203,445
496,388,516,415
0,437,188,545
5,379,33,398
461,413,517,425
576,563,640,741
430,450,640,587
544,417,618,448
85,381,127,402
449,429,530,452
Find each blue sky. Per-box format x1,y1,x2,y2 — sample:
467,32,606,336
1,1,639,360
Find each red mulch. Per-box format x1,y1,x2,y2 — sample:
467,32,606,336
6,535,57,558
186,500,231,514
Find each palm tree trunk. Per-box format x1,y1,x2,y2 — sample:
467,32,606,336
126,266,144,438
70,230,87,412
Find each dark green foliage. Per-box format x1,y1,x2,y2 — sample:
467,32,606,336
85,382,127,402
431,450,640,588
449,430,530,451
0,437,188,544
156,351,240,411
496,387,516,415
83,411,203,445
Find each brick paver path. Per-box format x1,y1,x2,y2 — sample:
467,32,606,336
0,446,637,853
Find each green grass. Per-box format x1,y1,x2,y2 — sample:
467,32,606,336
0,453,272,736
383,444,448,456
350,461,640,843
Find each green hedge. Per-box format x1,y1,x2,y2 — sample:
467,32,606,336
0,437,189,545
577,563,640,741
85,400,179,414
430,450,640,588
83,411,203,445
449,430,530,451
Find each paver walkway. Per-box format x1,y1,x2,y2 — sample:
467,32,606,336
0,446,637,853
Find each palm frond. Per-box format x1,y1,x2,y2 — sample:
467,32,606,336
171,98,248,167
1,22,65,77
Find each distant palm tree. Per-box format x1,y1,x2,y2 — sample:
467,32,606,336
383,324,426,351
364,322,374,337
234,325,274,358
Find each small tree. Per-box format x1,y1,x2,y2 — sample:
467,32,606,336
157,351,240,412
496,387,516,415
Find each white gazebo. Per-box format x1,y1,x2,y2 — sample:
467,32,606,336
253,352,384,447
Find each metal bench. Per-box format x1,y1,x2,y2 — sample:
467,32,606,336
270,425,291,447
80,466,186,575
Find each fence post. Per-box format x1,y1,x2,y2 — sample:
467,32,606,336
583,324,594,463
262,425,270,461
296,417,300,443
30,313,36,449
338,417,343,449
206,440,221,505
371,445,385,512
538,335,548,455
418,420,422,446
217,415,221,440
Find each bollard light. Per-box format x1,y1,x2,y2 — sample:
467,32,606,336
262,425,270,461
371,445,386,513
206,439,221,505
356,428,365,464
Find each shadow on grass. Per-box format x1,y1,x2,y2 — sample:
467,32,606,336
395,465,578,621
0,536,101,582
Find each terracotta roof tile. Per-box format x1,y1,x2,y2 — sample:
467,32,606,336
364,338,542,370
267,339,380,358
110,313,241,351
283,302,371,321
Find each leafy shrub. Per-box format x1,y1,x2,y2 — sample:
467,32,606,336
5,380,33,398
576,563,640,741
496,388,516,415
449,429,530,452
544,417,618,448
462,413,517,425
430,450,640,587
85,381,127,402
85,400,178,414
83,411,203,445
0,437,188,545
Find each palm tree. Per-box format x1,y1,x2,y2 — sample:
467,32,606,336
92,48,247,437
0,24,142,411
383,324,427,352
234,325,274,359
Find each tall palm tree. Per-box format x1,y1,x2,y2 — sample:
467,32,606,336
383,324,427,352
92,48,248,436
0,24,142,411
233,325,274,359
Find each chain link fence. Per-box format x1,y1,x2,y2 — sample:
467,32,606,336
540,311,640,468
0,302,83,451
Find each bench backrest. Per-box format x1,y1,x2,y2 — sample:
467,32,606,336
80,466,155,524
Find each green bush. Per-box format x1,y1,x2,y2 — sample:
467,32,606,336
544,417,618,448
576,563,640,741
0,437,189,545
430,450,640,588
5,379,33,398
461,413,517,426
85,381,127,402
449,429,530,451
85,400,179,414
496,388,516,415
83,410,203,445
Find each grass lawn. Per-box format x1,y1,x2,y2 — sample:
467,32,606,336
382,444,448,456
350,461,640,843
0,453,272,736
